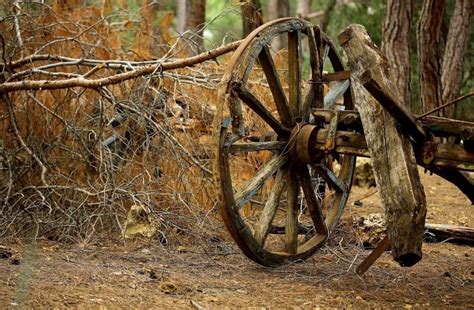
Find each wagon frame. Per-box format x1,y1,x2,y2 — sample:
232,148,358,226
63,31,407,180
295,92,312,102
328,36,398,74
212,18,474,273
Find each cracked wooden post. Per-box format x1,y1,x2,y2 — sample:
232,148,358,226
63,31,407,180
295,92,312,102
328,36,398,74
339,24,427,267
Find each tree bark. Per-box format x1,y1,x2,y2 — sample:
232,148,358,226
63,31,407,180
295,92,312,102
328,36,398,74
417,0,445,115
177,0,186,34
340,24,427,267
321,0,337,33
382,0,413,109
177,0,206,55
441,0,473,118
296,0,312,18
268,0,289,50
240,0,262,38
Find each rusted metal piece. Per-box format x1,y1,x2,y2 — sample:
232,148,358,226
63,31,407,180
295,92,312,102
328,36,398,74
356,235,390,275
294,124,322,164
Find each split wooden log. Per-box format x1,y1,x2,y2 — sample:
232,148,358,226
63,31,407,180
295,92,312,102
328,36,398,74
339,24,427,267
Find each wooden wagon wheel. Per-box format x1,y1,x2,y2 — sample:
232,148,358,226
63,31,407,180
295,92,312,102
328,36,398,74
213,18,356,266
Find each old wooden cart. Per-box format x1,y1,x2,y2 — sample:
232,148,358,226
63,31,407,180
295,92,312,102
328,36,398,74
212,18,474,272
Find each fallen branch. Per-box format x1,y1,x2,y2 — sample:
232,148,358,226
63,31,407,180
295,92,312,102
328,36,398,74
425,223,474,245
0,40,242,94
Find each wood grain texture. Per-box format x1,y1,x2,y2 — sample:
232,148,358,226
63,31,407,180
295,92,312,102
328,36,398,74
339,24,427,267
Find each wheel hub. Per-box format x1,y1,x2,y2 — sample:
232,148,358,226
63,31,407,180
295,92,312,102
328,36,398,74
289,124,324,164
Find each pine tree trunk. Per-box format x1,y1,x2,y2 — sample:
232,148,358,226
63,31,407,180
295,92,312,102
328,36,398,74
240,0,262,38
441,0,473,118
417,0,445,115
268,0,289,50
177,0,206,55
382,0,412,109
177,0,187,34
297,0,312,18
321,0,337,33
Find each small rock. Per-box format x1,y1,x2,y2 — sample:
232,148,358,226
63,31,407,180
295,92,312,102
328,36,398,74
444,271,452,278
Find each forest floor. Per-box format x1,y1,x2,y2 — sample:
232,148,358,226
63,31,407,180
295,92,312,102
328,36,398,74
1,169,473,308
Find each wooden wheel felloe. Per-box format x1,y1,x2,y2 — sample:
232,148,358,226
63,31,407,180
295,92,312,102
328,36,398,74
213,18,355,266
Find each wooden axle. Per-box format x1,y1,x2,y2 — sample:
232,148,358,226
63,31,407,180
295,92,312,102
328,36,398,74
312,110,474,172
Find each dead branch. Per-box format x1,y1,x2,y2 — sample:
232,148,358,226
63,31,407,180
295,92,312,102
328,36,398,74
0,40,241,94
301,10,325,20
425,223,474,244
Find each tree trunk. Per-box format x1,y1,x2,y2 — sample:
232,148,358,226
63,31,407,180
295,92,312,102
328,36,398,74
382,0,413,109
240,0,262,38
297,0,312,18
177,0,186,34
268,0,289,50
417,0,445,115
321,0,337,33
177,0,206,55
441,0,473,118
340,24,427,267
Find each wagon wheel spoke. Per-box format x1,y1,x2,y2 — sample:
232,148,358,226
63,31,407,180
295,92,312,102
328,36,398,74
254,167,287,246
285,164,299,254
233,85,290,138
314,163,348,193
323,70,351,82
320,41,330,73
302,26,323,118
234,154,288,209
323,35,354,110
288,30,302,117
324,79,350,109
299,165,328,235
313,26,328,73
258,46,294,128
228,140,286,154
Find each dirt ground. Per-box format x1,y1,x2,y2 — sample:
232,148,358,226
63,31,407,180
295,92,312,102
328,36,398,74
1,169,473,308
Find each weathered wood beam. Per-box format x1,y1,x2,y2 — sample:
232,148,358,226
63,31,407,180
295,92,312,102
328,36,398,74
418,116,474,141
313,109,474,141
422,166,474,204
361,69,426,144
340,24,427,267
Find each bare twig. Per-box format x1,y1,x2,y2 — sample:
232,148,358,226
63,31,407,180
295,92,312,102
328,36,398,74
415,92,474,120
5,95,48,186
0,40,242,93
